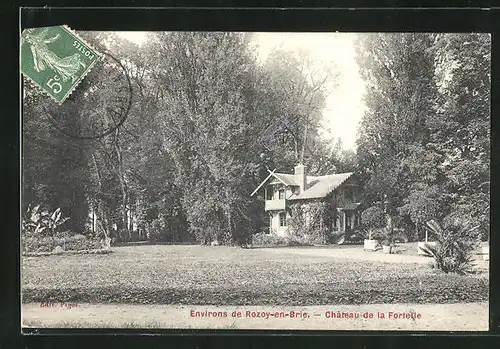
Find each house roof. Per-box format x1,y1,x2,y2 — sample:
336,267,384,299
338,202,362,210
251,168,355,200
270,173,306,186
288,172,354,200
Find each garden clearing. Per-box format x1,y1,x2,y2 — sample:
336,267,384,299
21,244,489,330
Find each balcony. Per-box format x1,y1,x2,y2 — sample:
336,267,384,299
265,199,286,211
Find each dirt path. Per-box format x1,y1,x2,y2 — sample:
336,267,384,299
261,247,431,264
261,246,489,269
22,302,488,331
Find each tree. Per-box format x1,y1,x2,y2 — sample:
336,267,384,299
355,33,440,235
260,49,337,169
22,77,92,234
429,33,491,239
355,32,490,249
361,205,386,239
21,31,364,246
148,32,268,245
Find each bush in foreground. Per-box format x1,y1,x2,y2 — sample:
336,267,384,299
423,219,481,275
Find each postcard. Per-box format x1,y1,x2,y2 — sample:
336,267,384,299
20,27,490,331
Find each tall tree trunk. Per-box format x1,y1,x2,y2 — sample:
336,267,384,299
227,209,233,245
293,136,299,162
300,121,309,164
416,217,419,241
114,129,129,240
91,152,111,241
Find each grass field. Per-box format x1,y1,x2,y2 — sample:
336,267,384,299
21,244,488,306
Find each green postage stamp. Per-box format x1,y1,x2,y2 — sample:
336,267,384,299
21,25,100,104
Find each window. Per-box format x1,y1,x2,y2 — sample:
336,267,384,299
279,212,287,227
279,188,286,200
356,213,361,226
266,187,273,200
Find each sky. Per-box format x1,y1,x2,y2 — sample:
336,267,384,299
115,31,366,150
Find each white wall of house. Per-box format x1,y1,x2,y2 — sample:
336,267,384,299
270,211,290,237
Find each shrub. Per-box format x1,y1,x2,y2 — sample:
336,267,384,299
22,204,69,237
361,206,386,228
329,230,344,244
342,230,365,244
251,232,288,246
147,218,165,242
128,230,139,242
360,227,386,240
361,206,387,239
422,219,481,275
22,234,102,253
63,235,102,251
286,234,320,246
115,229,132,243
145,215,195,244
251,231,321,247
392,228,409,243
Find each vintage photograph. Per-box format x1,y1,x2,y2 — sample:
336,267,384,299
21,30,490,331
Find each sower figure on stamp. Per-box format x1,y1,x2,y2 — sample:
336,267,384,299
23,28,86,83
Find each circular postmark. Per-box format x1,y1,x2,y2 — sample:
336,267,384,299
26,51,132,140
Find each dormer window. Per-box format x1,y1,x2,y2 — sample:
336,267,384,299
266,186,273,200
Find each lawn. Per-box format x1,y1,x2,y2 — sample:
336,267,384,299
21,245,489,306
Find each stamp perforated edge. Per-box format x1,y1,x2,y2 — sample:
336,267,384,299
21,62,63,105
59,25,102,104
20,24,103,105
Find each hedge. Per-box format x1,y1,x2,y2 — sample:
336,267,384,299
23,249,112,257
22,234,102,253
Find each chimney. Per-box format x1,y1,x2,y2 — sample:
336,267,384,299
294,164,307,193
